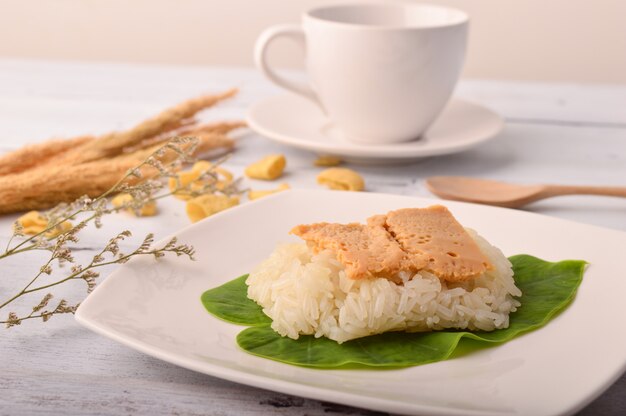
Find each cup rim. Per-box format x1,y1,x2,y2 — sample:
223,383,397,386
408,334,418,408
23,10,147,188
304,2,469,30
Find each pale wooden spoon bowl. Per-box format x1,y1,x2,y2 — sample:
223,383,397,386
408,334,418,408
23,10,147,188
425,176,626,208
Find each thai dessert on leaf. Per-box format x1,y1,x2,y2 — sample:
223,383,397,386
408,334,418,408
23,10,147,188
246,205,522,344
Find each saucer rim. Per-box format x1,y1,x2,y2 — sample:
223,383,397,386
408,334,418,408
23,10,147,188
246,94,504,160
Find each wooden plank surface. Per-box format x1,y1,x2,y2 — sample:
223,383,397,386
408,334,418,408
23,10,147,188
0,59,625,416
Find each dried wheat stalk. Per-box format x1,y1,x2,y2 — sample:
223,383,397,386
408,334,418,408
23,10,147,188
0,89,244,214
40,88,239,168
0,136,93,176
0,132,235,214
125,120,243,154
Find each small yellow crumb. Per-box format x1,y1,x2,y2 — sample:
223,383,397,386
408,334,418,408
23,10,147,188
192,161,234,182
192,160,212,172
139,203,157,216
16,211,47,233
169,161,234,199
317,167,365,191
168,171,201,199
16,210,72,237
46,220,73,237
314,155,343,167
245,154,286,180
248,183,290,200
112,194,158,217
186,194,239,223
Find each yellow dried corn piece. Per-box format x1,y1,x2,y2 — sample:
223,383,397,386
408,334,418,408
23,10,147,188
186,194,239,223
192,162,234,192
314,155,343,167
245,154,286,180
111,193,158,217
170,161,234,199
137,202,157,216
15,210,72,237
111,193,133,208
215,167,233,183
46,220,73,237
16,211,47,234
317,167,365,191
192,161,234,182
168,170,201,199
192,160,212,172
248,183,290,201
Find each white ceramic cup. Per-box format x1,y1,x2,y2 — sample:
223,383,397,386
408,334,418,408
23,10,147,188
255,3,469,144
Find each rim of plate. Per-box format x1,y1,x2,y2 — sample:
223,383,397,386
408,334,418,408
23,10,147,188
75,190,626,416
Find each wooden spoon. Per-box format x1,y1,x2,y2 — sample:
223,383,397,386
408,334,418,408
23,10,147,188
425,176,626,208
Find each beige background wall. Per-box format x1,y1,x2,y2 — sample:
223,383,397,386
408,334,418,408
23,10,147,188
0,0,624,84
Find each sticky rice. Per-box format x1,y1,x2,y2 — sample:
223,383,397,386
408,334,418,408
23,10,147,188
246,229,521,344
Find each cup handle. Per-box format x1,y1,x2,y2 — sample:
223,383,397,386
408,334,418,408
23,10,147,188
254,24,323,109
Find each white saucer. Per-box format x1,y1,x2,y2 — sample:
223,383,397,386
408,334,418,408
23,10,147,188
247,94,504,164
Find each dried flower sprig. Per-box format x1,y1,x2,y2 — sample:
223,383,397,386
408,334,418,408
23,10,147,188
1,136,237,328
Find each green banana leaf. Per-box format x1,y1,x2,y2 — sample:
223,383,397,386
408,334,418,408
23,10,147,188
202,255,586,368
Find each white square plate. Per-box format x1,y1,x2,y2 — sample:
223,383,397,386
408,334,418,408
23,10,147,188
76,190,626,416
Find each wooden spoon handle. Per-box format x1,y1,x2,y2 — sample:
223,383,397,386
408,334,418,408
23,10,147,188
543,185,626,198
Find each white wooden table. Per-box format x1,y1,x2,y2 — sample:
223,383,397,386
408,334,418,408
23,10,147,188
0,59,625,415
